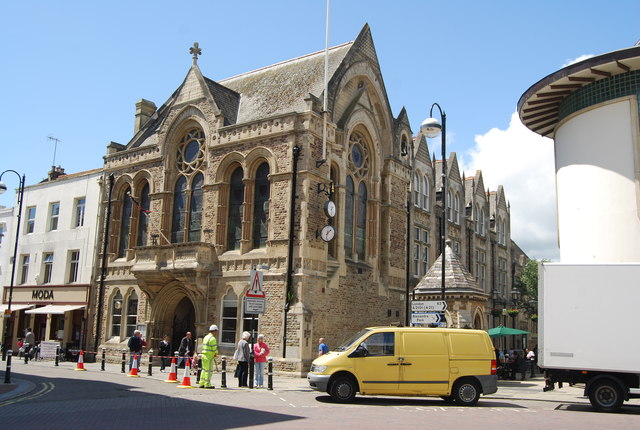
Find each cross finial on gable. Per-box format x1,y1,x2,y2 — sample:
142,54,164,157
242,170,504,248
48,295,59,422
189,42,202,65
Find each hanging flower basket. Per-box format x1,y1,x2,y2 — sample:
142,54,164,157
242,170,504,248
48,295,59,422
507,309,520,317
490,308,502,317
530,314,538,322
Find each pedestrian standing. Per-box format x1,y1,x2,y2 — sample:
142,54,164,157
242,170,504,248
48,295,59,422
178,331,195,368
158,335,171,372
24,328,35,363
234,331,251,387
526,348,536,377
253,334,270,388
318,337,329,357
199,325,219,389
128,330,143,371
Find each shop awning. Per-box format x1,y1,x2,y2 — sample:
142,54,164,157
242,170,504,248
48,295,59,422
25,305,85,315
0,304,34,313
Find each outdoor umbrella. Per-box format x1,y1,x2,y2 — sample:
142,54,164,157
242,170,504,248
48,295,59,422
487,326,530,337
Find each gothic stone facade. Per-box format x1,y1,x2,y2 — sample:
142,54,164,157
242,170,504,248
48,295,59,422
91,25,526,373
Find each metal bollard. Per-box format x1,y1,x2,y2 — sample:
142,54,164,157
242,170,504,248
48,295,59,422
148,349,153,376
249,350,255,389
267,357,273,390
55,346,60,367
196,354,202,384
121,349,126,373
4,350,12,384
101,348,106,371
221,356,227,388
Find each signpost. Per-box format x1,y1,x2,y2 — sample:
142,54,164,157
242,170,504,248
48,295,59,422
411,301,447,312
411,312,442,325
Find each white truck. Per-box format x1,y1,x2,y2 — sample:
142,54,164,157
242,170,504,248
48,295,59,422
539,263,640,411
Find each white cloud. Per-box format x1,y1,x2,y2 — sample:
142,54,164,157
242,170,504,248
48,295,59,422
461,112,559,261
562,54,594,68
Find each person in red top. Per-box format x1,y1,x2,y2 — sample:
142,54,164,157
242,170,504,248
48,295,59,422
253,334,270,388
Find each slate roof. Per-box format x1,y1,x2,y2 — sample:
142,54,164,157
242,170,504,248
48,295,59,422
218,42,353,125
413,243,486,295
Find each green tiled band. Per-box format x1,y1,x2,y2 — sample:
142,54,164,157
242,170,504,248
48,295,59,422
559,70,640,121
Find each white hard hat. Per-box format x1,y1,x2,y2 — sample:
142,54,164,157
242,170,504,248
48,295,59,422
209,324,219,331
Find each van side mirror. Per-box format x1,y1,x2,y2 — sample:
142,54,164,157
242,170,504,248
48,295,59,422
348,343,369,358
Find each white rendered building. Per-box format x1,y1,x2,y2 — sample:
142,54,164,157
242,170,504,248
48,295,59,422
0,167,103,351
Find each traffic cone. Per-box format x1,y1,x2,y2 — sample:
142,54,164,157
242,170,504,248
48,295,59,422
164,356,179,383
128,354,140,377
177,358,194,388
75,350,87,371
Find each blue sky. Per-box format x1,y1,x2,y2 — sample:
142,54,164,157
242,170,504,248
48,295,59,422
2,1,639,260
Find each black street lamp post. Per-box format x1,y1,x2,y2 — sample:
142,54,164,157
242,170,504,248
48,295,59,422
421,104,447,325
0,170,26,362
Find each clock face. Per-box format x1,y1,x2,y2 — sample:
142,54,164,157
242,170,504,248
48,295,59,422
324,200,336,218
321,225,336,242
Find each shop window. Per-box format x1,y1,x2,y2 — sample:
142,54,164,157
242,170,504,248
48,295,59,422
227,167,244,250
221,290,238,344
111,291,123,337
252,163,270,249
125,292,138,338
118,186,132,258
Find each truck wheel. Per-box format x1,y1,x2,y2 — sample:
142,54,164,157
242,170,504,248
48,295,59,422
452,379,480,406
329,376,356,403
589,379,624,412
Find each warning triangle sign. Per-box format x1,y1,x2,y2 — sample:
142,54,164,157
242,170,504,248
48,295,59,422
246,270,265,298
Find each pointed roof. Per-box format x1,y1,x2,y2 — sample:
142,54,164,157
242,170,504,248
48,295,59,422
413,243,486,295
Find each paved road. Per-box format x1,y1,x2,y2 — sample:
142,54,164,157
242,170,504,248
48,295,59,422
1,360,639,429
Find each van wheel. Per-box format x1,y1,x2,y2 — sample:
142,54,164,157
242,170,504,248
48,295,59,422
453,379,480,406
589,379,624,412
329,376,356,403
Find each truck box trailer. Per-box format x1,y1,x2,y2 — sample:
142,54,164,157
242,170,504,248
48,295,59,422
539,263,640,411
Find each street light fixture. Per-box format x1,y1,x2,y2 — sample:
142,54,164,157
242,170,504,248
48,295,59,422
0,170,26,362
421,104,447,324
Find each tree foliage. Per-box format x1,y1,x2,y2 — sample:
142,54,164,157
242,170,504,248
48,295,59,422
514,258,546,316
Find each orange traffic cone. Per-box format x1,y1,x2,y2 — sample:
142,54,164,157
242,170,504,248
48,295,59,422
177,358,194,388
75,350,87,371
164,356,179,383
128,354,141,377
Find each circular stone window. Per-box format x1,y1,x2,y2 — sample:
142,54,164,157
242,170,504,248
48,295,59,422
348,132,370,179
177,129,205,174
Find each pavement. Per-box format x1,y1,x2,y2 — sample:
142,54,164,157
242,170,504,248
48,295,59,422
0,357,606,406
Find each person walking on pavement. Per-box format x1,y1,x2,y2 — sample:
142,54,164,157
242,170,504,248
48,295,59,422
253,334,270,388
178,331,195,368
24,328,35,363
526,348,536,377
128,330,144,371
199,325,219,389
234,331,251,387
158,335,171,372
318,337,329,357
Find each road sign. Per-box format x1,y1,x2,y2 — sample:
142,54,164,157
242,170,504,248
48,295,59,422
244,297,266,314
246,270,265,298
411,300,447,312
411,312,442,325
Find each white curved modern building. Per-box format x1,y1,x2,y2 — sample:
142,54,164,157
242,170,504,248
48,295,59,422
518,43,640,263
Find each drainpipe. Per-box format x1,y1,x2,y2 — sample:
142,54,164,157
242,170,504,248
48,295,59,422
283,145,300,359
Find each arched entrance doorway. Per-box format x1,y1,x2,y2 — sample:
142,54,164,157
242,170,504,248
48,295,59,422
172,297,196,350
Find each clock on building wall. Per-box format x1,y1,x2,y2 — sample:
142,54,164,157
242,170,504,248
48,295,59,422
324,200,336,218
320,225,336,242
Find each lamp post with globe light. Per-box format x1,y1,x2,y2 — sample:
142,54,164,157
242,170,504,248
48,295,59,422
421,104,447,325
0,170,26,363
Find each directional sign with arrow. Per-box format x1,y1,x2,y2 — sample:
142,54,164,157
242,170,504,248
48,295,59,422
411,301,447,312
411,312,442,325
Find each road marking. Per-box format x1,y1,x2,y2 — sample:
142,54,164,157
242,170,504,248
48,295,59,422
0,382,55,408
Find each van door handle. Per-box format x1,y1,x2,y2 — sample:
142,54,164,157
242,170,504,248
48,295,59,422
399,362,412,366
387,363,399,366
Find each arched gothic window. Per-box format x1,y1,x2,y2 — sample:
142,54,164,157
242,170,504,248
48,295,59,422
252,163,270,249
125,291,138,338
110,290,123,337
344,131,371,260
453,193,460,224
118,186,132,258
221,290,238,344
171,176,187,242
136,182,150,246
227,167,244,250
447,191,453,222
188,173,203,242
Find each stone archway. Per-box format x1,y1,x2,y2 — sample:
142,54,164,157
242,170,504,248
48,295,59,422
171,297,196,350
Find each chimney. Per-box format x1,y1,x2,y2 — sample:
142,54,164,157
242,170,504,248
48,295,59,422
48,166,65,181
134,99,156,134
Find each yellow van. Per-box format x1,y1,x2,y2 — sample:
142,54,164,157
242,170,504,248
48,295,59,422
307,327,497,404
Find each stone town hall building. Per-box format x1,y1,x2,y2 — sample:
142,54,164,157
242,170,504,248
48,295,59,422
91,25,526,372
